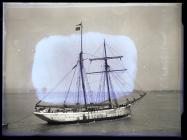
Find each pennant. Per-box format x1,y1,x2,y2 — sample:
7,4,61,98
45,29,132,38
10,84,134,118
76,23,82,26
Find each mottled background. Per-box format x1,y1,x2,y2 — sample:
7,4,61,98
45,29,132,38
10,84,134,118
3,3,182,94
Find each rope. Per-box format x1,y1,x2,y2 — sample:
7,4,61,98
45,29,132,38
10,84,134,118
83,52,99,58
35,68,74,106
6,112,33,125
101,73,106,103
108,73,118,106
100,65,106,103
90,44,102,58
114,72,129,87
112,72,125,96
108,45,122,57
111,72,125,91
97,70,105,102
83,44,102,64
36,55,81,106
64,65,77,104
95,63,104,103
111,72,129,95
85,72,93,104
107,45,128,71
8,63,79,125
76,67,81,104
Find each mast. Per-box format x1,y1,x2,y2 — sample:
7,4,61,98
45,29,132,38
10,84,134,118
86,39,127,108
103,40,112,108
76,22,87,109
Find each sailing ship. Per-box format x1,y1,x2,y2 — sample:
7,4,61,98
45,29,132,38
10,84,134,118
33,22,146,124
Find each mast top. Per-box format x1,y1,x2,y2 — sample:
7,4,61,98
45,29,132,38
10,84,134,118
75,22,83,52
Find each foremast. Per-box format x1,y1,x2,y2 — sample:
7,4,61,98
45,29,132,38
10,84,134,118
76,22,87,109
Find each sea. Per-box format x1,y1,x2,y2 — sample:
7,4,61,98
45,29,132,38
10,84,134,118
2,91,182,136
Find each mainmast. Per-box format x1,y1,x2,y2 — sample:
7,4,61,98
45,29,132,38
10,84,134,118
76,22,87,109
103,40,112,108
87,40,127,108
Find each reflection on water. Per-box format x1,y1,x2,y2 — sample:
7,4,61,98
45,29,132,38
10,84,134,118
3,91,181,136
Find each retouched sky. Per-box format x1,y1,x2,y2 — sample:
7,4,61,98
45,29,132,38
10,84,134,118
32,32,137,103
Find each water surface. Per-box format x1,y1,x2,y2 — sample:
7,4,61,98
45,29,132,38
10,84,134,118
2,91,181,136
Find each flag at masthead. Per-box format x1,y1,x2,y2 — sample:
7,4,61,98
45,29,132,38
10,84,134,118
75,22,83,51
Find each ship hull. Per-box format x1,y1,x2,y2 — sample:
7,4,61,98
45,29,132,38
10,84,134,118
34,106,131,124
